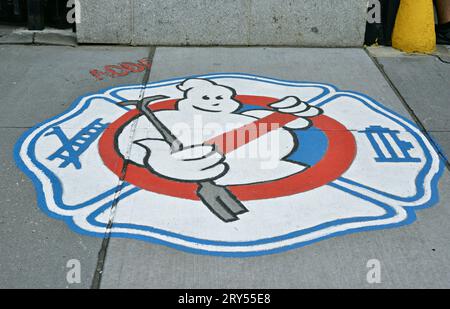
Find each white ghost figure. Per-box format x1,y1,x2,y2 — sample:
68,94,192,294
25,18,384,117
118,78,322,185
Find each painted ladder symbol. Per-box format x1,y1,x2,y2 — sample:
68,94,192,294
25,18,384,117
46,118,110,169
360,125,421,163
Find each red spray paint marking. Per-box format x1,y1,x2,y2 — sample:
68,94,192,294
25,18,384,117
90,58,152,81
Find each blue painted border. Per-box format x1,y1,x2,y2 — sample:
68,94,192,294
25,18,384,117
13,73,445,258
315,92,440,205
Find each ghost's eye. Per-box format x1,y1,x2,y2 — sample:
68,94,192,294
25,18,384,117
216,96,223,100
202,95,210,100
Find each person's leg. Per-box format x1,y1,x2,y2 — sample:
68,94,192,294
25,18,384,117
435,0,450,44
436,0,450,24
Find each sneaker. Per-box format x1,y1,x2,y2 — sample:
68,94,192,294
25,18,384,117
436,22,450,45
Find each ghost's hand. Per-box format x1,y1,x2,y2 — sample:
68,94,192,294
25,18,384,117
269,96,323,130
134,140,228,182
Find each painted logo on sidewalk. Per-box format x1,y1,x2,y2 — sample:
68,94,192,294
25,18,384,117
15,73,444,257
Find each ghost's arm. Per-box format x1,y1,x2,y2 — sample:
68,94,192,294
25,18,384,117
126,115,227,182
241,96,322,130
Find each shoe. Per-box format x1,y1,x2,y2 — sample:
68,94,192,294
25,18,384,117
436,22,450,45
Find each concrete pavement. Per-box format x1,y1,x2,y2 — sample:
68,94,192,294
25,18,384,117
0,44,449,288
368,46,450,161
0,45,149,288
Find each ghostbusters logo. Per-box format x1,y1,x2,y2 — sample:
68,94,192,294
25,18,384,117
113,78,323,222
15,73,444,257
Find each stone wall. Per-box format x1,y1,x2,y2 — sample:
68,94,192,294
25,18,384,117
77,0,367,46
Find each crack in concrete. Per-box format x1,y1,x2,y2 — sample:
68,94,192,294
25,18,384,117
432,54,450,64
90,47,156,289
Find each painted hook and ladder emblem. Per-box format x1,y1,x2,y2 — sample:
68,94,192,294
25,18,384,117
46,119,109,169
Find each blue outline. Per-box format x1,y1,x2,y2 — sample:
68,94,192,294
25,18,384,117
14,73,445,258
316,92,444,205
13,84,134,224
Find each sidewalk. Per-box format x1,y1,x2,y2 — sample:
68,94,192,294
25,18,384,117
0,43,449,288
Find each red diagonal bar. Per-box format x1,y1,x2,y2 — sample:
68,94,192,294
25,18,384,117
205,112,298,154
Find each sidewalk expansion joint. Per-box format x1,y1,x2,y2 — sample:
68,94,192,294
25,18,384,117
364,47,450,171
90,47,156,289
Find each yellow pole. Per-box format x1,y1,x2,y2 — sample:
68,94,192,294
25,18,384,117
392,0,436,53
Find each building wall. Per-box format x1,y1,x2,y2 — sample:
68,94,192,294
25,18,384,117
77,0,368,46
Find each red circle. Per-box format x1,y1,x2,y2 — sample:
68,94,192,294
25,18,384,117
99,95,356,201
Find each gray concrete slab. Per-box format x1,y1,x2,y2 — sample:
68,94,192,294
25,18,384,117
436,45,450,59
0,128,99,288
0,45,150,288
0,25,16,37
0,28,77,47
430,132,449,162
2,45,448,289
99,47,450,288
77,0,366,47
0,45,149,127
77,0,132,45
0,32,33,45
247,0,366,46
34,32,77,47
132,0,250,46
149,47,412,119
373,50,450,166
375,54,450,132
102,173,450,289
